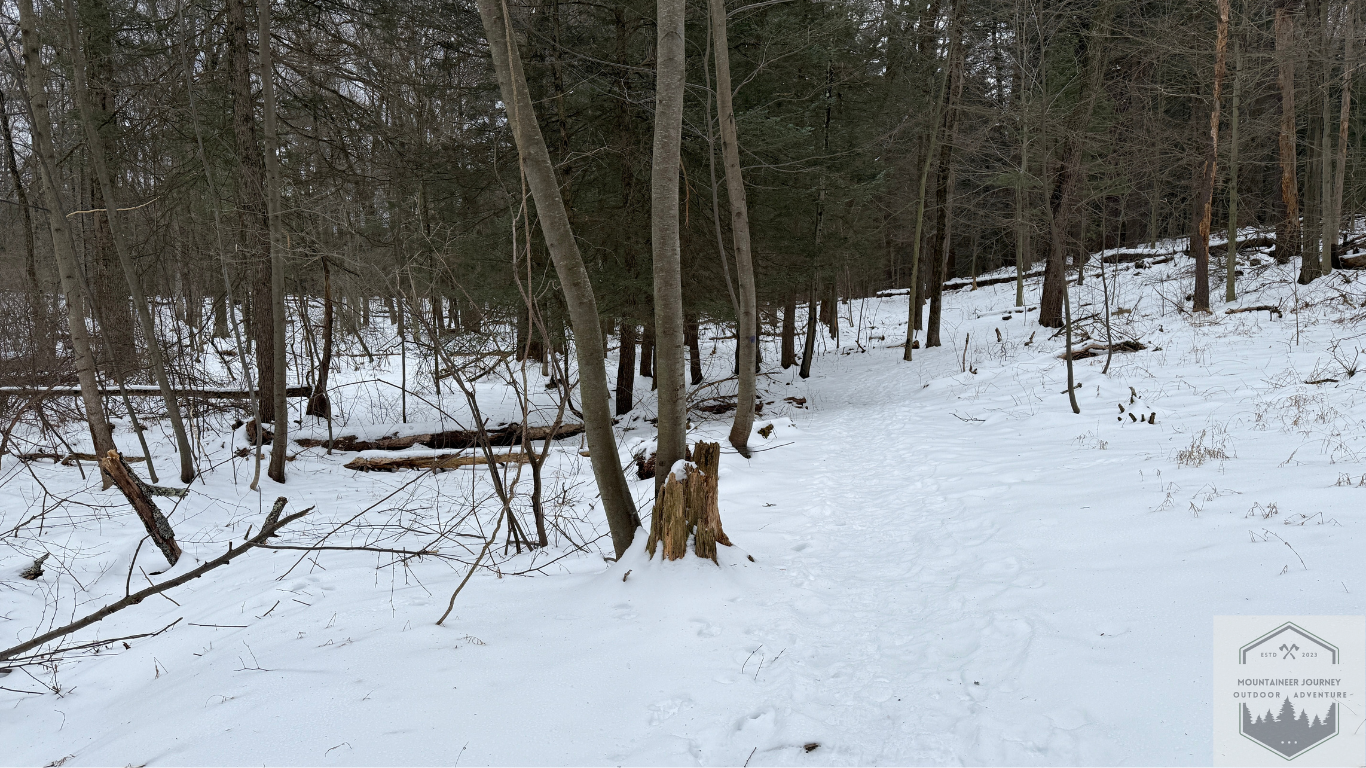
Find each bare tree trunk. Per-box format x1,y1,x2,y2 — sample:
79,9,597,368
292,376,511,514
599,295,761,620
1189,0,1229,313
0,88,48,368
16,0,117,472
799,278,818,379
1227,41,1242,303
1275,0,1302,265
902,68,948,359
65,0,196,483
475,0,638,555
225,0,276,426
926,7,963,347
1332,6,1355,254
307,257,333,418
650,0,689,490
616,320,635,415
685,314,704,385
781,293,796,368
1319,39,1334,277
639,324,655,378
259,0,287,484
708,0,757,456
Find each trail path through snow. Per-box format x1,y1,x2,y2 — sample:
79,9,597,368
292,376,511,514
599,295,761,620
4,260,1365,766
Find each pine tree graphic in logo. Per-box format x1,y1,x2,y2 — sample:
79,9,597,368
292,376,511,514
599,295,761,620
1238,622,1342,759
1241,699,1338,759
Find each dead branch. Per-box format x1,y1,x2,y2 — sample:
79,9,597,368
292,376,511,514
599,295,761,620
0,498,309,663
1225,305,1283,318
99,450,185,566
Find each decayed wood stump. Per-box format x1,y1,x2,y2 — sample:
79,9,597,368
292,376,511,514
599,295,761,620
99,450,183,566
646,441,731,563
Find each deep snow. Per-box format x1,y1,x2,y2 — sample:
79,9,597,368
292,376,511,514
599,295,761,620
3,240,1366,765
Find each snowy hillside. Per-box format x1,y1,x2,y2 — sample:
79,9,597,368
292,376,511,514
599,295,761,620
4,241,1365,765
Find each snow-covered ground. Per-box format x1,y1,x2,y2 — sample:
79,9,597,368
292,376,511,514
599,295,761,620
3,240,1365,765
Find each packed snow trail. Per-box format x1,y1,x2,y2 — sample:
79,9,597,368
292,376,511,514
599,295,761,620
4,256,1365,765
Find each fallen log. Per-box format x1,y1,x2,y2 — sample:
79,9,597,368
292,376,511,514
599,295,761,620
1225,304,1282,318
12,452,145,465
291,422,585,452
0,385,311,400
343,451,528,472
1058,340,1147,360
944,269,1044,291
98,450,186,566
1340,252,1366,269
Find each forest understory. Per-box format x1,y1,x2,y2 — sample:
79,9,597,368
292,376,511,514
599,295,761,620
4,233,1366,765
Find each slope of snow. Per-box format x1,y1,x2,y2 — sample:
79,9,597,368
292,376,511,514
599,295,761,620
3,244,1365,765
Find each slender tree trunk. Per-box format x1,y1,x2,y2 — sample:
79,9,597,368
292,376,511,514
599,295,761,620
227,0,275,424
1014,114,1029,308
16,0,117,470
1227,41,1242,303
616,320,636,415
650,0,689,490
1333,6,1355,254
709,0,757,455
1275,0,1302,265
65,0,196,483
781,293,796,368
307,257,333,418
475,0,638,555
0,88,47,368
640,324,655,378
1189,0,1229,313
902,67,948,360
926,6,963,347
1320,46,1334,277
799,278,818,379
259,0,287,484
685,315,704,385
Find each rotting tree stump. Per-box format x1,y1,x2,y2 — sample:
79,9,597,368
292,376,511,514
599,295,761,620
646,441,732,562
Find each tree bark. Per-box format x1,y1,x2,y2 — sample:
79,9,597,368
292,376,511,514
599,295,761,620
307,257,333,418
781,293,796,368
1188,0,1229,313
615,320,636,415
1275,0,1302,265
650,0,688,491
1226,41,1242,303
926,5,963,347
902,66,948,359
99,450,182,566
1332,5,1355,256
259,0,287,483
474,0,638,555
799,278,819,378
0,87,48,368
16,0,117,472
708,0,758,456
65,0,196,483
225,0,275,425
685,314,704,385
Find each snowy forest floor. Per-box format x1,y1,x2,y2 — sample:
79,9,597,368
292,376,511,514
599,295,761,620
4,238,1366,765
